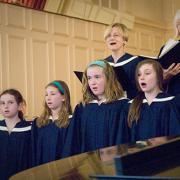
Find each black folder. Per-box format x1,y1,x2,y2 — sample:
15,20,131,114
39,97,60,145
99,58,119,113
140,40,180,69
74,71,83,83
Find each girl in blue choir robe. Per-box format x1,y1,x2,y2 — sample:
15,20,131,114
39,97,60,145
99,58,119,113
31,80,73,167
104,23,144,99
128,59,180,142
66,60,130,155
0,89,32,180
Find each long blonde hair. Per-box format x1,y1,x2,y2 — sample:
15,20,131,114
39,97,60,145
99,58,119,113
37,80,72,128
82,59,124,105
128,59,164,127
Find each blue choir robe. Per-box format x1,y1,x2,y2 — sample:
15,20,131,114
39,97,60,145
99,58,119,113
65,98,130,155
31,115,72,167
0,119,32,180
157,40,180,96
105,53,143,99
174,95,180,110
130,92,180,142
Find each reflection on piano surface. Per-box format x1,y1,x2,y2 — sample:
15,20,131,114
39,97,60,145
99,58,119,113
10,136,180,180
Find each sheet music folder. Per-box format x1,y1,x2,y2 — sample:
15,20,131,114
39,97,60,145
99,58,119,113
140,40,180,69
74,71,83,82
74,65,130,91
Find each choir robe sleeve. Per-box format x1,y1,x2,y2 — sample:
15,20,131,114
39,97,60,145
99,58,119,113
174,95,180,111
31,119,38,167
110,99,130,146
62,104,82,157
169,97,180,135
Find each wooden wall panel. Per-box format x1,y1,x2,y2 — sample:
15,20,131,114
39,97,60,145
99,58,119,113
91,48,106,60
32,39,49,116
54,42,71,83
5,4,26,28
7,35,27,93
139,32,152,51
73,19,89,40
128,31,138,48
53,15,70,36
0,33,2,90
31,10,48,33
0,4,2,25
153,34,165,55
91,23,106,42
72,45,89,105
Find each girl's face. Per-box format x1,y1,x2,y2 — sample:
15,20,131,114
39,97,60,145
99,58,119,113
105,27,125,52
0,94,20,119
45,86,64,112
138,64,159,94
87,66,106,100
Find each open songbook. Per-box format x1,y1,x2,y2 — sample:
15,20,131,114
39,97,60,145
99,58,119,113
140,38,180,69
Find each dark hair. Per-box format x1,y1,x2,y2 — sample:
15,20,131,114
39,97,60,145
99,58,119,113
37,80,72,128
0,89,24,119
128,59,164,127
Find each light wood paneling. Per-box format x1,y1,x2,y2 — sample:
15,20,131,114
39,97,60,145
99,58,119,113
91,48,107,60
31,11,48,33
0,33,2,91
7,35,27,91
32,39,49,116
73,19,89,40
54,42,71,83
91,23,106,42
5,4,26,28
53,14,70,36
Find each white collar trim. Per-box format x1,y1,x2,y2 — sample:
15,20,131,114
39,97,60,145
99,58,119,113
0,125,31,132
108,56,138,67
90,97,128,105
143,96,175,103
129,96,175,104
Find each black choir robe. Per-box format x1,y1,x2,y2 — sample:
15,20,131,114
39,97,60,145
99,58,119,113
130,92,180,142
65,98,130,155
0,119,32,180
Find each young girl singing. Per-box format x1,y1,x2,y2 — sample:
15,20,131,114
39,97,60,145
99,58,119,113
67,60,130,155
31,80,72,166
128,59,180,141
